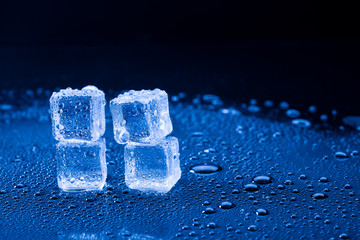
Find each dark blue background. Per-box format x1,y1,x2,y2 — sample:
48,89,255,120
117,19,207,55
0,1,359,114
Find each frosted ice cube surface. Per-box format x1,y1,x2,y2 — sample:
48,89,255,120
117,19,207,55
110,89,173,144
50,85,106,141
124,136,181,193
56,138,107,192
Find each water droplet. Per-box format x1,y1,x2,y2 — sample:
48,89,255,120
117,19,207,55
248,105,260,113
244,183,261,192
0,104,13,110
264,100,274,108
319,177,329,183
286,109,301,118
190,164,221,175
14,184,25,189
292,119,311,128
312,193,328,200
255,208,268,216
280,101,289,109
339,233,349,239
219,201,235,209
247,225,258,232
207,222,217,229
203,207,216,214
309,105,317,113
252,176,273,184
299,174,307,180
335,152,349,161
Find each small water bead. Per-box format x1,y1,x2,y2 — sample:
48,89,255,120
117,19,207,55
207,222,216,229
292,189,300,193
255,208,268,216
309,105,317,113
286,109,301,118
244,184,261,192
319,177,329,183
203,207,216,214
264,100,274,108
280,101,290,109
335,152,349,161
339,233,349,239
14,184,25,189
320,114,328,121
248,105,261,113
284,180,294,185
232,189,240,194
292,119,311,128
299,174,307,180
351,150,359,156
252,176,273,184
219,201,235,209
312,193,328,200
247,225,258,232
190,164,221,175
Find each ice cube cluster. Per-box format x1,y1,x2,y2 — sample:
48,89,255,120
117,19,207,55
50,87,180,193
110,89,181,193
50,86,107,191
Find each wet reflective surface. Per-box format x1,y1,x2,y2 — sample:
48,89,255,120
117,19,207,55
0,90,359,239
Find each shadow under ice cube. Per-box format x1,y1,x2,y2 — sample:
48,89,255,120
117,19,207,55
124,136,181,193
110,89,173,144
57,138,107,192
50,85,106,141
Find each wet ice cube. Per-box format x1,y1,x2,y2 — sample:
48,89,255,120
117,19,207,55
124,136,181,193
110,89,173,144
50,85,106,141
56,138,107,192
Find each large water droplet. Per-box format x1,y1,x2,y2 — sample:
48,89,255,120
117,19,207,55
335,151,349,161
312,193,328,200
219,201,235,209
244,183,261,192
253,176,273,184
255,208,268,216
190,164,221,175
203,207,216,214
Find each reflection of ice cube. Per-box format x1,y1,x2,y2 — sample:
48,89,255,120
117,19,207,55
50,85,106,141
124,136,181,193
57,138,107,192
110,89,172,144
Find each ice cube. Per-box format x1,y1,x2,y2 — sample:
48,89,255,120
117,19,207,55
110,89,173,144
50,85,106,141
124,136,181,193
56,138,107,192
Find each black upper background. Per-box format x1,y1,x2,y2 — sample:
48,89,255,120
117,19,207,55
0,1,359,114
